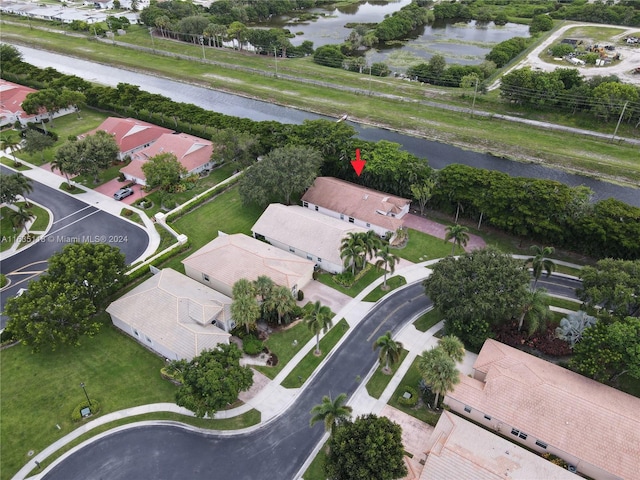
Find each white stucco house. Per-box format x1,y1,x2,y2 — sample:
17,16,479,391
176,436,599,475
444,339,640,480
106,268,232,361
182,232,314,298
251,203,369,274
301,177,410,237
0,80,75,128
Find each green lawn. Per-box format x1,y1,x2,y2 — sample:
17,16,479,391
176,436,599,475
0,206,16,252
254,321,315,379
73,163,124,188
394,228,461,263
303,443,328,480
548,297,582,311
366,349,409,399
282,319,349,388
387,357,441,426
362,276,407,302
413,309,442,333
316,265,385,298
0,313,178,480
28,202,50,231
0,157,31,170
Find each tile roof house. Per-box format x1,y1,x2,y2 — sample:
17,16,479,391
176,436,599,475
444,339,640,480
421,411,577,480
106,268,232,361
182,232,314,298
82,117,174,160
251,204,369,274
0,80,75,127
120,132,215,185
300,177,410,237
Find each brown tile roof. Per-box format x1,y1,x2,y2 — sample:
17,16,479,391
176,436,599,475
106,269,231,360
421,412,577,480
301,177,409,232
447,340,640,480
82,117,173,154
0,80,39,121
182,233,314,292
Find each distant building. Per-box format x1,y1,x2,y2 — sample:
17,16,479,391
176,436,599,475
301,177,410,237
252,204,368,274
0,80,74,127
182,233,314,298
444,339,640,480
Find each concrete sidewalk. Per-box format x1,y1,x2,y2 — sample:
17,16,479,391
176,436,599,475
1,151,159,263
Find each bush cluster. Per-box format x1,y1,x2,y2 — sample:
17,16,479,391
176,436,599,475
71,399,101,422
397,386,418,407
242,334,263,355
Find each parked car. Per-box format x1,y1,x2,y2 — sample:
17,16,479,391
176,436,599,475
113,187,134,200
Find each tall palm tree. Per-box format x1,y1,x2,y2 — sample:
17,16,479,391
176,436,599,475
417,347,460,408
253,275,274,302
263,285,296,325
340,235,365,275
231,279,260,334
232,278,255,298
373,331,403,374
527,245,556,289
360,230,382,261
12,173,33,200
309,393,352,432
1,136,21,159
517,287,552,336
444,224,469,255
375,245,399,290
438,335,465,363
11,205,34,234
304,300,333,355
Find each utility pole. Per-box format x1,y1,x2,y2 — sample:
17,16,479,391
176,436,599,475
199,35,205,61
610,101,628,143
149,27,155,52
471,77,479,117
368,64,372,96
274,47,278,77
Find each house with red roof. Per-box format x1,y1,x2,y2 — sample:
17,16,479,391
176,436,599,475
0,80,74,127
120,132,215,186
82,117,174,160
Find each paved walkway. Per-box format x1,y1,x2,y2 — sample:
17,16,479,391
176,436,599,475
404,213,486,252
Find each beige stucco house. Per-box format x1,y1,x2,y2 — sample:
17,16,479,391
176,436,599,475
444,339,640,480
182,232,314,298
301,177,410,237
421,411,578,480
106,268,232,361
251,203,369,274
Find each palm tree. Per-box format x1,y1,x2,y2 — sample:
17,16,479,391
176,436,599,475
373,331,403,374
10,205,34,234
304,300,333,355
527,245,556,289
444,224,469,255
417,347,460,408
12,173,33,199
263,285,296,325
309,393,352,432
154,15,170,38
360,230,382,261
1,136,21,159
50,156,74,187
517,288,552,335
253,275,274,302
340,234,365,275
375,245,399,290
231,279,260,334
438,335,465,363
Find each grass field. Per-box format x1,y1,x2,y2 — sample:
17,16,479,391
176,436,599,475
254,321,315,379
282,319,349,388
387,357,441,426
394,228,461,263
366,349,409,399
28,203,50,231
0,313,178,480
362,276,407,302
413,309,442,332
303,442,328,480
316,265,385,298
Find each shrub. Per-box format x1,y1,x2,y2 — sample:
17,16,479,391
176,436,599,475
297,289,304,301
243,334,263,355
0,273,7,288
118,172,126,182
0,327,15,344
397,386,418,406
71,398,101,422
13,160,22,168
122,209,133,217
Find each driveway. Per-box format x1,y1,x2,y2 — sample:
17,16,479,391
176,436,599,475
403,213,486,252
298,279,351,315
94,179,147,205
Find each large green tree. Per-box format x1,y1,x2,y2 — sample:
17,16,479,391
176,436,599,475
175,344,253,418
141,152,188,192
309,392,352,433
578,259,640,319
46,242,127,309
4,278,98,352
0,173,33,205
325,414,407,480
22,130,55,161
238,145,323,206
570,316,640,382
373,331,403,374
52,140,82,187
423,247,530,350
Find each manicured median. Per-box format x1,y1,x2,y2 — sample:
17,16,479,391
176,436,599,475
365,349,409,399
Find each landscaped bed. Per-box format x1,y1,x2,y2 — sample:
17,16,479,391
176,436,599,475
366,349,409,399
387,358,441,427
254,321,314,380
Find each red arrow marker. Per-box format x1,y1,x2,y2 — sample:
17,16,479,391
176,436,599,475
351,148,366,177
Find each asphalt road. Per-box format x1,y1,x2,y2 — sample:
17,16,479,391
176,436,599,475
0,166,149,328
39,273,578,480
42,281,433,480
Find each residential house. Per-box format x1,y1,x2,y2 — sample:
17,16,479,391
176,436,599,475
251,204,368,274
444,339,640,480
301,177,410,237
106,268,232,361
0,80,75,127
81,117,173,160
420,411,578,480
182,232,314,298
120,132,214,185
